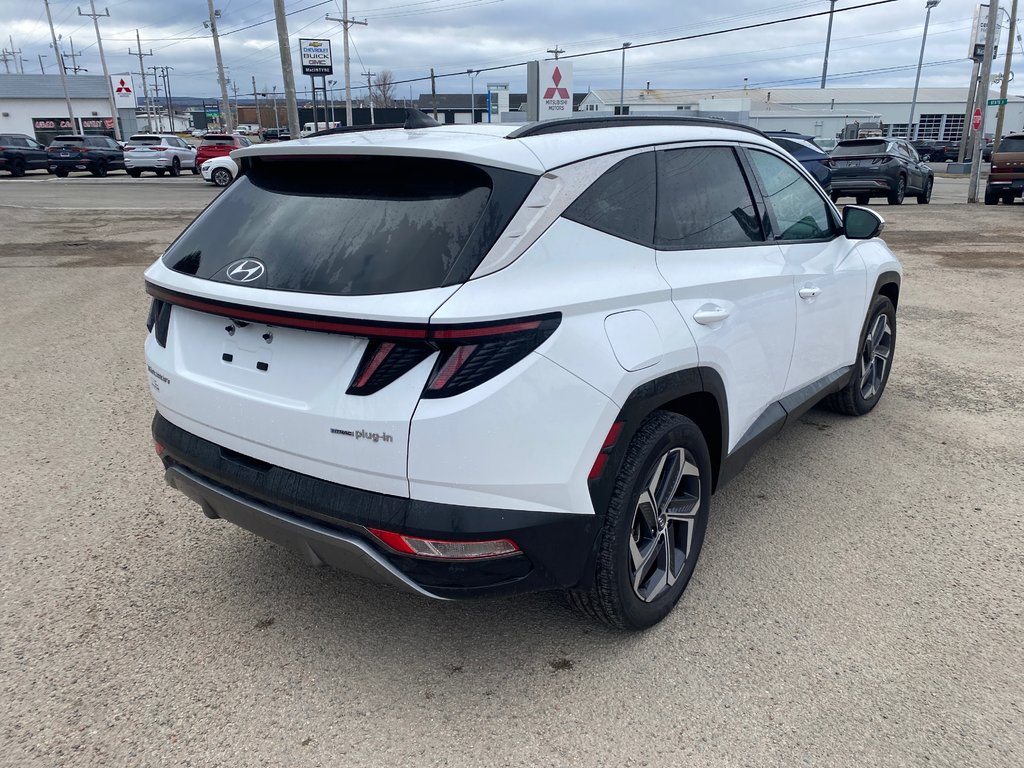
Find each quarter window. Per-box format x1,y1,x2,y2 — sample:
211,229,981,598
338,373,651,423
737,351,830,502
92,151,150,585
655,146,764,248
562,152,655,244
747,150,835,242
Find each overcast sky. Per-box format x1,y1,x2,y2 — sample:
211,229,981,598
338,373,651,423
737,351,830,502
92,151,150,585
2,0,1018,100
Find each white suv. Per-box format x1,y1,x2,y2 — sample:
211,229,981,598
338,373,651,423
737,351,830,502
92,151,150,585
145,115,901,629
124,134,198,177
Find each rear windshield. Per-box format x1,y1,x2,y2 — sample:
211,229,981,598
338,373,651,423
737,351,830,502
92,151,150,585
128,136,161,146
200,136,235,146
832,140,888,157
50,137,85,147
996,137,1024,153
162,156,536,296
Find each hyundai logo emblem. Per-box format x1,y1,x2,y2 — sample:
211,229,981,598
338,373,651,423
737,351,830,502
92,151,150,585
225,259,266,283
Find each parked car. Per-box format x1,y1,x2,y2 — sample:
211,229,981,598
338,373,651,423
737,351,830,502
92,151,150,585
196,133,251,166
200,155,237,187
124,134,199,177
145,115,902,630
46,135,125,177
981,139,995,163
261,128,290,142
191,129,208,138
763,131,834,191
984,133,1024,204
829,137,933,205
926,140,962,162
0,133,48,176
909,139,942,161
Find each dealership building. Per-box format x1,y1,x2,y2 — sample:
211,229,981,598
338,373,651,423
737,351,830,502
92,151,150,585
578,87,1024,141
0,74,139,144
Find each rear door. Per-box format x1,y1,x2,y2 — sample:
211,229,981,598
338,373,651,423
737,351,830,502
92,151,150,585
653,144,796,451
145,155,536,495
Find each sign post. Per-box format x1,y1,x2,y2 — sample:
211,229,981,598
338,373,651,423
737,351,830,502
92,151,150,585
300,38,333,133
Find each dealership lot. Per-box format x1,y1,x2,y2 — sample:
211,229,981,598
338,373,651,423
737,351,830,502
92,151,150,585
1,175,1021,766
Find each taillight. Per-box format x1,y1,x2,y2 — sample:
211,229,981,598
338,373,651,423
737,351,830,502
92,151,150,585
346,313,560,398
151,146,168,151
367,528,519,560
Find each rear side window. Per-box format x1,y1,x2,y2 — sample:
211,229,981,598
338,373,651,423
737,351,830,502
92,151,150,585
162,156,536,296
655,146,764,248
747,150,836,242
562,152,655,244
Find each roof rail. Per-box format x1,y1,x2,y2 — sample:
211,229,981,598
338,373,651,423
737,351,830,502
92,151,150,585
506,115,764,140
306,123,401,138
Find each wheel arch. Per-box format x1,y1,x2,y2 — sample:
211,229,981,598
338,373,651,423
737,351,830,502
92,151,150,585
874,270,901,309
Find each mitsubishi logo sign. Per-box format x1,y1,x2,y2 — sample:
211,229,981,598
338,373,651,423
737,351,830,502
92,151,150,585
539,61,572,121
225,259,267,283
110,74,137,107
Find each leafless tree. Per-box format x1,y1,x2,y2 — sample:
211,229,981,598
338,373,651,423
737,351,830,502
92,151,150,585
373,70,397,108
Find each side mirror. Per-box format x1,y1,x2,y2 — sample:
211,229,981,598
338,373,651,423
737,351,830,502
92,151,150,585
843,205,885,240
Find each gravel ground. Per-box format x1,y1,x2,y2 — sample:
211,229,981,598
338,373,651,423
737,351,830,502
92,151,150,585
0,175,1021,768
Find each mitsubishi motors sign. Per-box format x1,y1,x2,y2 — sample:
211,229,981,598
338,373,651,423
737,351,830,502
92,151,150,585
300,38,333,76
539,60,572,120
111,74,136,108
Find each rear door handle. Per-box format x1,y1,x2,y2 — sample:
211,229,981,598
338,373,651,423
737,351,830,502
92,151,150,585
692,304,730,325
799,285,821,300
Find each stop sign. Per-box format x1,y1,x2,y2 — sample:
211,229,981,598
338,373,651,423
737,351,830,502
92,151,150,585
972,108,982,131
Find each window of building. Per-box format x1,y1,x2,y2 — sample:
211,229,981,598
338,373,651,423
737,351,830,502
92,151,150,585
888,123,910,138
917,114,942,140
943,114,964,141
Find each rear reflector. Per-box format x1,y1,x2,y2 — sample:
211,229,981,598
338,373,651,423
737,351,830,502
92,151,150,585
154,441,166,457
367,528,519,560
589,420,625,480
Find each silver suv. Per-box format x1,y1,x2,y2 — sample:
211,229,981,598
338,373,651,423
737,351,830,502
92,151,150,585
124,134,198,178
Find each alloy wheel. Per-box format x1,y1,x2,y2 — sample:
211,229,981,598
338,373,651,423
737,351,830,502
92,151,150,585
859,313,892,401
629,447,702,603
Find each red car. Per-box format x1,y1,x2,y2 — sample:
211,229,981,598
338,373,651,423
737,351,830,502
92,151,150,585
195,134,252,166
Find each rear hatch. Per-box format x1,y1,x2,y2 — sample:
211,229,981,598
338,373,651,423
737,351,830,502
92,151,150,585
197,135,235,163
145,154,536,496
47,136,89,162
830,139,893,178
989,135,1024,183
125,135,164,160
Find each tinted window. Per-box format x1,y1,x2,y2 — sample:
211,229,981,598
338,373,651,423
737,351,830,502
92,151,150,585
10,137,29,148
833,140,888,157
50,137,85,147
563,152,655,244
996,137,1024,152
656,146,763,248
162,156,536,296
748,150,835,242
201,136,235,146
128,136,161,145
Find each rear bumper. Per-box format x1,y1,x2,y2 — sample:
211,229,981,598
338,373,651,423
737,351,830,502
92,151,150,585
830,177,893,194
986,178,1024,193
125,156,171,169
153,412,598,598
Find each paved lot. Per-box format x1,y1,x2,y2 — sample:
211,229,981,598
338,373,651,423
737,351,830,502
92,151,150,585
1,174,1021,767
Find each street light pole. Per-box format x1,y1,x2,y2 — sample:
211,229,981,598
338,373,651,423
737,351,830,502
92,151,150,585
325,3,368,127
43,0,78,133
467,69,476,124
619,42,631,115
908,0,940,140
820,0,837,88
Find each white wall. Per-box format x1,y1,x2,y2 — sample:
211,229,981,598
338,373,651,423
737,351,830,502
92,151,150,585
0,97,116,137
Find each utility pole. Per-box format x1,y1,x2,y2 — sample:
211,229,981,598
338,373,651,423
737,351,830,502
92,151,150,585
968,1,1001,203
38,54,47,74
325,3,368,126
79,2,122,141
363,71,376,124
994,0,1019,151
62,36,86,74
43,0,78,133
908,0,940,141
820,0,837,88
272,0,300,138
9,36,24,74
162,66,175,131
546,45,564,60
205,0,232,133
252,76,263,131
230,80,240,129
0,50,12,74
130,30,154,131
430,67,437,120
148,66,163,130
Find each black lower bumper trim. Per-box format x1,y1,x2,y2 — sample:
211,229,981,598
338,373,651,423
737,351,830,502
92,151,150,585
153,412,598,596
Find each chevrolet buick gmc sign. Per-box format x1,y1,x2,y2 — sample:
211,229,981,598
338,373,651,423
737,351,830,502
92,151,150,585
300,38,334,76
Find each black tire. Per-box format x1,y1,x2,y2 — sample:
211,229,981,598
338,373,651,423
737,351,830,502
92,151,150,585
170,157,181,177
211,167,233,187
10,158,26,177
568,411,711,630
855,194,870,206
55,169,69,178
155,169,166,177
984,188,999,205
822,295,896,417
191,165,200,175
91,161,108,178
887,176,906,205
916,177,933,204
1001,194,1014,205
127,169,142,178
